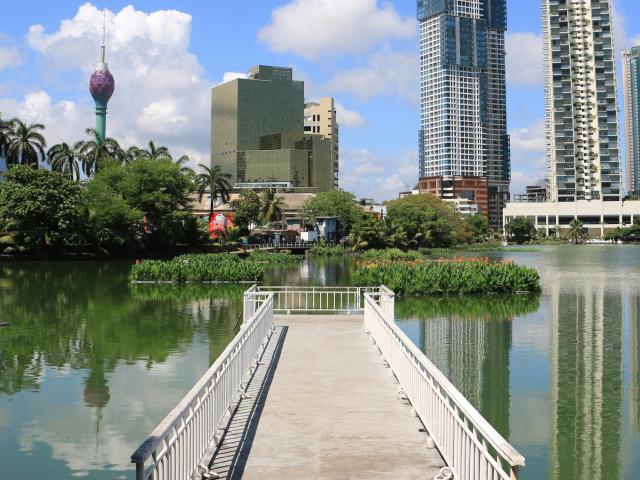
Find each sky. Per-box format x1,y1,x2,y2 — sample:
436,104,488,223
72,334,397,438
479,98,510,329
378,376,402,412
0,0,639,201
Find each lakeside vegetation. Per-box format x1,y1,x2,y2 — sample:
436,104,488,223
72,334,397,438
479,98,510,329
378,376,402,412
353,257,540,296
130,254,265,283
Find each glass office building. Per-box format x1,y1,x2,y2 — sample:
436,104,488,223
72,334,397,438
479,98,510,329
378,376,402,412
623,46,640,196
418,0,510,228
542,0,621,202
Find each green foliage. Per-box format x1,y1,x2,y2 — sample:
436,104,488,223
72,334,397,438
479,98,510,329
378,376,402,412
384,194,471,249
465,214,491,240
130,254,265,283
247,250,300,264
606,222,640,242
260,188,285,226
309,244,349,256
568,219,585,244
0,166,86,250
349,216,388,250
195,164,232,214
4,119,46,167
505,217,536,244
302,190,365,237
360,248,425,261
353,258,540,295
231,190,262,233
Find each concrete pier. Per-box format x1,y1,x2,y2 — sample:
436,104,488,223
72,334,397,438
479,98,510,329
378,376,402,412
209,315,445,479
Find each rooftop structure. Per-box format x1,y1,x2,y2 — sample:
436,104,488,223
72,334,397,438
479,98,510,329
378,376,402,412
542,0,621,202
89,11,114,144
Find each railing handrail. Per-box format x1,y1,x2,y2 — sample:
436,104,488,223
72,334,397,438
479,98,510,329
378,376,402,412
130,292,274,467
363,292,525,474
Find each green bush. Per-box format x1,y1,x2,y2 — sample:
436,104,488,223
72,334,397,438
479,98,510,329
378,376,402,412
309,245,349,256
130,254,264,283
248,250,300,264
352,258,540,295
360,248,425,261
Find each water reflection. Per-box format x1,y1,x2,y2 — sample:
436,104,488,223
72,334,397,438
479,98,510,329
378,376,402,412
549,284,624,480
632,298,640,433
0,262,243,478
396,294,539,438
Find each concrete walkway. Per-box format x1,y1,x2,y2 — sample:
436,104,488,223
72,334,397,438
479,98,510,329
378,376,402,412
209,315,445,479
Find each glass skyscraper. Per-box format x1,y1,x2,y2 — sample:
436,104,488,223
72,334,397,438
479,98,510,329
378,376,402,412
623,46,640,197
418,0,510,228
542,0,621,202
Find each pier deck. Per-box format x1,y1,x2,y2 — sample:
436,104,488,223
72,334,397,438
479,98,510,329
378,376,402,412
209,315,444,479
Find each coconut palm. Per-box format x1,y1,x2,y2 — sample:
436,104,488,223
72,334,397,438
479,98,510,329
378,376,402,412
194,165,232,215
5,119,47,167
568,219,585,244
47,142,81,181
175,154,194,176
140,141,171,161
76,128,122,177
260,188,285,227
120,146,143,165
0,113,11,159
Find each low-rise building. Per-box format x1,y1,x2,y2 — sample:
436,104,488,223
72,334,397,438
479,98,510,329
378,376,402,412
419,176,489,218
503,200,640,238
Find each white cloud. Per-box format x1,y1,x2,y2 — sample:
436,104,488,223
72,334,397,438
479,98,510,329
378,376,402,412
258,0,415,60
0,3,213,168
509,118,547,194
506,32,543,88
220,72,247,84
0,45,23,71
334,101,366,128
327,50,418,103
340,148,417,201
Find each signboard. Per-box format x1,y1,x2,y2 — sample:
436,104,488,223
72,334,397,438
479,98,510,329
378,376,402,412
209,212,235,239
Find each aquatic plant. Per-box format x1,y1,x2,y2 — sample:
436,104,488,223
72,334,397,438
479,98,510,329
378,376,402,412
352,257,540,295
247,250,300,264
309,245,349,256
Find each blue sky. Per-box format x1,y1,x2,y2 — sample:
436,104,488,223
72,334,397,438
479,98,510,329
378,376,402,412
0,0,639,200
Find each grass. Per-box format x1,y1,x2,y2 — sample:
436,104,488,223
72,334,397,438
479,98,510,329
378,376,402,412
352,257,540,296
130,254,265,283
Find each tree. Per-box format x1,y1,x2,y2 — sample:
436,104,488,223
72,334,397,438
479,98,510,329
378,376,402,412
302,190,365,238
0,113,10,160
140,141,171,161
349,216,388,250
231,190,261,233
505,217,536,244
0,166,86,250
195,165,232,215
568,219,585,244
466,214,490,240
385,194,471,249
5,119,47,167
76,128,122,177
120,146,142,165
260,188,285,227
47,143,81,181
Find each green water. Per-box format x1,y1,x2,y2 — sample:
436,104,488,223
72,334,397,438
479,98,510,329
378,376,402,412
1,248,639,479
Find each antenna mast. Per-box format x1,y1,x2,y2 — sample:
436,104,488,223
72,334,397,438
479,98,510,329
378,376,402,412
100,8,106,64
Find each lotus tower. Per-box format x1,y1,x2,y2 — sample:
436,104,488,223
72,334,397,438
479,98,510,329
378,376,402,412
89,19,114,144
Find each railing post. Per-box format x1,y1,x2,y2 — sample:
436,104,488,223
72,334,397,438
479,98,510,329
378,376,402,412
135,461,144,480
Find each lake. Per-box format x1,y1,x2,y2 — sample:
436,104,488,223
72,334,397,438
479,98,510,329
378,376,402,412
0,247,639,479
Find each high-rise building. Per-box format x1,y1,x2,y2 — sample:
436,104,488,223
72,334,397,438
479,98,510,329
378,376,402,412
623,46,640,196
542,0,621,202
418,0,510,228
211,66,336,192
305,98,339,189
89,18,114,144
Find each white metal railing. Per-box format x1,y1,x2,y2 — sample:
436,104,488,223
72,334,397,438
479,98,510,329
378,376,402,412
130,293,275,480
252,286,378,314
363,289,525,480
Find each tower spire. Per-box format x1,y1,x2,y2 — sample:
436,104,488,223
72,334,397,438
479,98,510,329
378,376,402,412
100,8,106,64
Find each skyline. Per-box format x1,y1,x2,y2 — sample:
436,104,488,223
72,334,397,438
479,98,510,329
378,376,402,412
0,0,639,200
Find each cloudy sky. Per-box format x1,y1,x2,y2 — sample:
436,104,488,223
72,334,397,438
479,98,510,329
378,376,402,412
0,0,639,200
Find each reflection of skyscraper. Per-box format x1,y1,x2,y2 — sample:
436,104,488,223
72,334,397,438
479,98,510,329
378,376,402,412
549,283,623,479
630,296,640,432
418,315,512,437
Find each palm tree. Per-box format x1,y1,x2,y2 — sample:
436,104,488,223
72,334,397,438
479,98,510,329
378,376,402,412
47,142,81,181
120,146,143,165
140,140,171,161
5,119,47,167
76,128,122,177
0,113,11,160
260,188,285,228
568,219,585,244
194,165,232,215
175,154,194,176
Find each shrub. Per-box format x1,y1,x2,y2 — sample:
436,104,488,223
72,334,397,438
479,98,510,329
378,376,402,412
130,254,265,283
361,248,425,261
352,257,540,295
309,245,349,256
248,250,300,264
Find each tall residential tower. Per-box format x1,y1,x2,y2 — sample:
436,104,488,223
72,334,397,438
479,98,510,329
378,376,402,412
623,46,640,196
418,0,510,228
542,0,621,202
